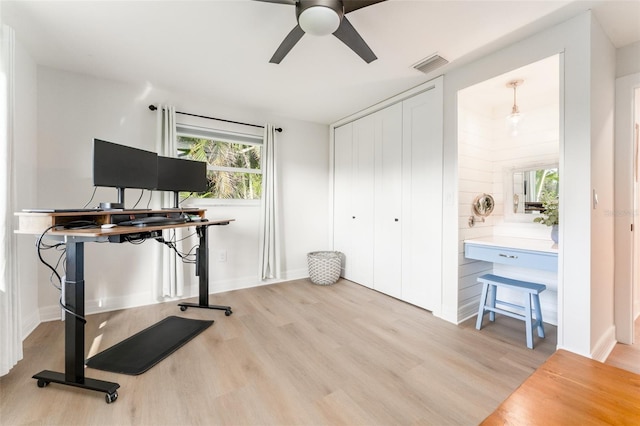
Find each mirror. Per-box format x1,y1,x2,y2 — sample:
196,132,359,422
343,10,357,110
511,166,558,215
473,193,495,217
468,193,495,227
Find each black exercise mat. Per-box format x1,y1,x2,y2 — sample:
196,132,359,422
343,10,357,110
85,316,213,375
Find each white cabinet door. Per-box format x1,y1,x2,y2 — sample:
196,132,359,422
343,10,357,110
373,103,403,298
333,116,375,287
351,114,375,288
333,78,443,310
401,85,443,311
333,123,354,278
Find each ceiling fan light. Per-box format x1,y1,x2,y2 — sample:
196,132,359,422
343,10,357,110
299,6,341,36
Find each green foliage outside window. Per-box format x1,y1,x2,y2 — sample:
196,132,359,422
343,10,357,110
178,135,262,200
532,168,559,226
534,168,558,201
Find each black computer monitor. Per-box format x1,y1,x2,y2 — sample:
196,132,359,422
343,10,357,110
156,156,208,208
93,139,158,209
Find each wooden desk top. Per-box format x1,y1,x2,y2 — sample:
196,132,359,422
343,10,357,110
15,209,233,237
481,349,640,425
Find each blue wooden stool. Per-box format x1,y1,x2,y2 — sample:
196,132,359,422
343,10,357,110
475,273,546,349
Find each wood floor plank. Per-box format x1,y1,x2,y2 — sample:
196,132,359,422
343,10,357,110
2,279,562,425
482,350,640,425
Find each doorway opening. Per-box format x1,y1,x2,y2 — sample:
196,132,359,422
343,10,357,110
456,54,561,335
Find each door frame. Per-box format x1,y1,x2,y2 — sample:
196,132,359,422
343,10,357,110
614,72,640,344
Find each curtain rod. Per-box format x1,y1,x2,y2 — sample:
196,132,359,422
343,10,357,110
148,105,282,133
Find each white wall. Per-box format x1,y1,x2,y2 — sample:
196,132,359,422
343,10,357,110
14,36,39,338
589,14,616,361
33,67,329,321
616,41,640,78
457,105,495,318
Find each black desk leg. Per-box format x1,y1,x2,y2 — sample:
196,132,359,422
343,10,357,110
33,237,120,404
178,224,232,316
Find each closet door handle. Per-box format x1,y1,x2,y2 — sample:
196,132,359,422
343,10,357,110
394,218,399,222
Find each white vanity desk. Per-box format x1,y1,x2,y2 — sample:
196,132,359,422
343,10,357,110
464,236,559,325
464,236,558,271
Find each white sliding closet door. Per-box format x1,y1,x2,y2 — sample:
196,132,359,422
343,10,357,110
333,117,375,288
401,86,443,311
373,103,403,298
334,123,354,278
333,77,443,312
351,115,375,288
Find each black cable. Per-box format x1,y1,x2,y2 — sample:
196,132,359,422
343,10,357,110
36,225,86,323
179,192,194,207
146,190,153,209
125,234,147,244
59,297,87,324
83,186,98,209
36,225,64,288
51,248,66,289
132,189,145,209
154,234,197,264
181,244,199,263
62,220,98,229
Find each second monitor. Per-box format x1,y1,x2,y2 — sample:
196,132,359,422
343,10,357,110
156,156,208,208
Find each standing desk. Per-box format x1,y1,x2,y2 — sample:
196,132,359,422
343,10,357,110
15,209,234,403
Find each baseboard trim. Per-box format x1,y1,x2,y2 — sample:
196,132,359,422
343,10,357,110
35,268,309,325
591,325,617,362
457,300,479,324
21,309,40,340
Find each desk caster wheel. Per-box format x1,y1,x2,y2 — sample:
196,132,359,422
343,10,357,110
37,379,49,388
225,309,232,316
180,306,187,312
106,391,118,404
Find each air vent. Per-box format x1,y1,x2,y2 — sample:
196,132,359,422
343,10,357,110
412,54,449,75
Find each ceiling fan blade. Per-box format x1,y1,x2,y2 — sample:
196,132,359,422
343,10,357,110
343,0,387,14
332,16,377,63
252,0,296,5
270,24,305,64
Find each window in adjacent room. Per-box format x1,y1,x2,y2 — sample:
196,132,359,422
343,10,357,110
176,124,263,201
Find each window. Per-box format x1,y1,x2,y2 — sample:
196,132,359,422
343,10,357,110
176,125,263,200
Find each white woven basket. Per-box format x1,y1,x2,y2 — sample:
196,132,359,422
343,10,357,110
307,251,342,285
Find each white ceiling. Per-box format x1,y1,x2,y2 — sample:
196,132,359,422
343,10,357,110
2,0,639,124
459,55,560,115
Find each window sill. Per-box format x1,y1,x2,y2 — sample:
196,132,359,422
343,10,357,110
181,198,261,208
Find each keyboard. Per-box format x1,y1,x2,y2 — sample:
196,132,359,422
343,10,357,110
117,216,188,227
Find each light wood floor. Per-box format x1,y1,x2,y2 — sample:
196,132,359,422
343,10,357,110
605,315,640,375
1,279,560,425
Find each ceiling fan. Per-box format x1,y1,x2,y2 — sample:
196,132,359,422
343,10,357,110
255,0,387,64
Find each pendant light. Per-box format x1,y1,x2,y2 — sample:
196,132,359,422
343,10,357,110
506,79,524,135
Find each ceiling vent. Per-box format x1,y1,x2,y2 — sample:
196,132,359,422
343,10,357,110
412,54,449,75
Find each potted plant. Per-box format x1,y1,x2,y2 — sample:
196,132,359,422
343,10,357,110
533,195,559,243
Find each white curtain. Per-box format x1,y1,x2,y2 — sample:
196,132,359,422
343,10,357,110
155,105,184,298
0,25,22,376
258,124,281,280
